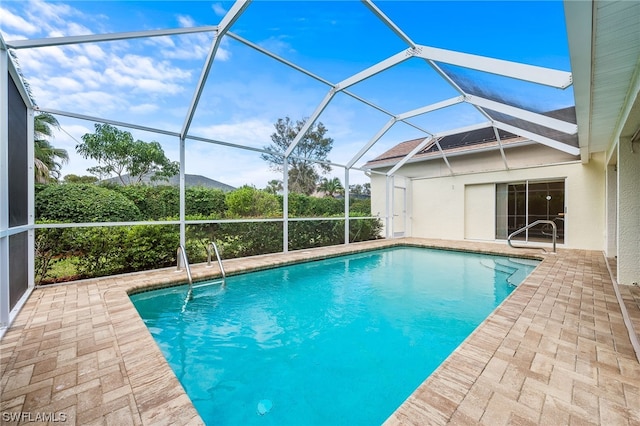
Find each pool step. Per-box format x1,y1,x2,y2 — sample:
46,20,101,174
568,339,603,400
479,258,537,287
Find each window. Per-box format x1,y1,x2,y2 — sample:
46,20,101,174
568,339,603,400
496,180,565,243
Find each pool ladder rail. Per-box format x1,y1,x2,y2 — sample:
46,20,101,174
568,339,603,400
507,220,557,254
206,241,226,283
176,245,194,304
177,242,227,312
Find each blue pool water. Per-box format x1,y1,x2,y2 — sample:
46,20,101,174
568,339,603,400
131,247,538,425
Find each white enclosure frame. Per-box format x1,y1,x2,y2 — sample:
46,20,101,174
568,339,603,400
0,0,579,332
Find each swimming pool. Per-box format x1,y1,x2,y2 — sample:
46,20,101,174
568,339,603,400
131,246,538,425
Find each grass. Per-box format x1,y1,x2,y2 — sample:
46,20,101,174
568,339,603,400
38,256,79,284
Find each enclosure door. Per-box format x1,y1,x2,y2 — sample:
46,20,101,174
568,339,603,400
393,186,406,237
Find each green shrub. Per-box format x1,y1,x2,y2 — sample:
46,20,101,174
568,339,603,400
123,224,181,271
34,183,381,283
36,184,141,222
307,197,343,216
289,220,343,250
285,193,309,216
72,227,129,277
349,198,371,215
34,224,79,284
109,184,179,220
186,186,226,217
217,222,284,257
349,218,383,242
72,224,181,278
226,186,281,218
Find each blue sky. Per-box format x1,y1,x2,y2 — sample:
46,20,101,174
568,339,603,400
1,0,572,188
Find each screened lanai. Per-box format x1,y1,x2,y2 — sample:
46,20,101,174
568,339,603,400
1,0,637,332
2,1,640,424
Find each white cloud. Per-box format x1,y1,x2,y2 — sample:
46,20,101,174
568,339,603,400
212,3,227,17
190,119,274,149
148,36,176,49
177,15,196,28
258,36,296,56
130,103,160,114
214,45,231,62
69,43,107,62
0,7,39,34
47,76,84,92
65,21,92,37
55,90,127,116
70,68,105,90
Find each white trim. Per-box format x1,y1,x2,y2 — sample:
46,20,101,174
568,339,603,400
0,46,9,329
387,137,432,176
563,0,593,162
181,0,251,138
284,90,335,158
344,168,350,244
395,96,464,121
227,32,332,86
434,122,493,138
361,0,416,48
493,126,509,170
494,121,580,156
27,108,35,292
6,26,218,49
347,117,397,169
186,134,272,155
283,160,289,253
335,49,413,91
466,95,578,135
414,44,573,89
39,108,181,137
179,136,186,247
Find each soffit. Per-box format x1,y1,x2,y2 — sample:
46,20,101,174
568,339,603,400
568,1,640,159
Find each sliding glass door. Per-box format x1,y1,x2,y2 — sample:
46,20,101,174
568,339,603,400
496,180,565,243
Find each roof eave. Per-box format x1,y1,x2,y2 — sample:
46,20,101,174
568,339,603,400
564,0,594,164
365,139,535,171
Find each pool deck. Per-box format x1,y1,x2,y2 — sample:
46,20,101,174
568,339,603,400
1,238,639,425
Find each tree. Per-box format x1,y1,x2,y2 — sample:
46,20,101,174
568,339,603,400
34,112,68,183
261,117,333,195
77,123,179,184
63,174,98,184
264,179,283,195
349,183,371,197
318,177,344,198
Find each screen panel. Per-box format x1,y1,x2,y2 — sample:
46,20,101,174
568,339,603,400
9,231,29,310
8,72,28,227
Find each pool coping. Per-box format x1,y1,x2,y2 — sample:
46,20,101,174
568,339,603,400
1,238,639,425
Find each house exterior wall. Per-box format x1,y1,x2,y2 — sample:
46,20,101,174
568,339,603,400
617,139,640,285
369,147,607,250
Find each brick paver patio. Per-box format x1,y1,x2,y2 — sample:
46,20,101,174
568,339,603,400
1,239,639,425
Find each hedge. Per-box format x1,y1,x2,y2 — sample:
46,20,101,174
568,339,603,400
34,183,381,283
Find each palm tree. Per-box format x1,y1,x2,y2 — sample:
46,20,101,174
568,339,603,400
289,163,319,195
318,177,344,198
34,112,68,183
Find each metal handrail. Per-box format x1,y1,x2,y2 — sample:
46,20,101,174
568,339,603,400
177,244,194,299
206,241,226,283
507,220,557,253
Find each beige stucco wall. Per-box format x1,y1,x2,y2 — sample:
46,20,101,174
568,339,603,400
370,148,607,250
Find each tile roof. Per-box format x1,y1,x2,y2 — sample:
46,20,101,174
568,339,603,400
365,127,524,168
